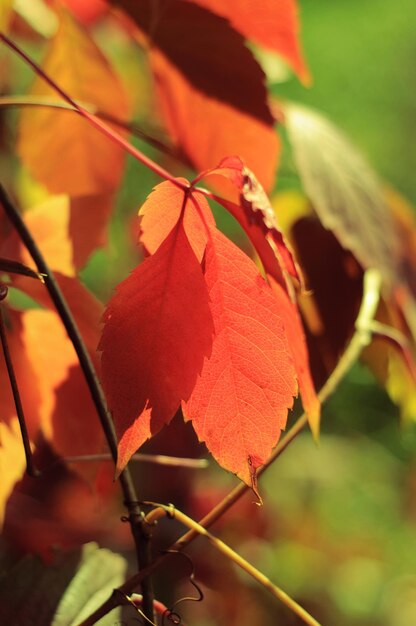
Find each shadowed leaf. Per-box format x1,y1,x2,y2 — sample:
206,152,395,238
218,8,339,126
113,0,278,189
283,102,402,290
0,543,126,625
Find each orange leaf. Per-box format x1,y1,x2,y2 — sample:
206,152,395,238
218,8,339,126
139,180,215,262
188,0,310,82
69,193,114,270
0,309,42,434
11,272,103,358
99,197,214,473
0,0,13,33
5,272,105,467
17,9,128,196
20,308,103,459
197,159,320,431
183,228,297,488
114,0,279,190
0,418,27,528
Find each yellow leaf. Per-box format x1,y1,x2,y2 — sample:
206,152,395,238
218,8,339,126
0,0,13,33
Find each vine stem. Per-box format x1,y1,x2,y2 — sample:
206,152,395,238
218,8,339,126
61,453,208,469
0,32,188,193
144,504,322,626
0,185,154,622
0,95,177,158
77,268,382,626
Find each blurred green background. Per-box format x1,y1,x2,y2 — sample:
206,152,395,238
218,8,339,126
277,0,416,201
255,1,416,624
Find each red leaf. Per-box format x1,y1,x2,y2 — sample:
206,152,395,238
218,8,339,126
50,0,109,24
199,156,302,291
183,228,297,488
113,0,279,190
187,0,310,82
99,203,214,473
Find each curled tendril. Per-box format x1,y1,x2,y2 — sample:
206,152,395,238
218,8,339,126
162,551,204,626
114,590,157,626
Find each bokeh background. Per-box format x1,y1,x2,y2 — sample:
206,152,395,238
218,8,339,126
183,1,416,624
241,1,416,624
0,1,415,625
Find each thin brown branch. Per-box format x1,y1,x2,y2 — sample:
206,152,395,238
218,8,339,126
0,257,45,281
59,453,208,469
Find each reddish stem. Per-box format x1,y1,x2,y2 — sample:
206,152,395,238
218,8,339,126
0,32,189,193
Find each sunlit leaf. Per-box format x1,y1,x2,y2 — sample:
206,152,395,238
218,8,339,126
0,418,26,528
0,308,42,434
188,0,310,81
17,9,128,196
269,276,320,437
20,309,103,459
6,193,115,274
197,161,319,432
100,192,214,473
183,228,297,488
12,272,103,357
0,0,13,33
52,0,108,25
139,179,215,262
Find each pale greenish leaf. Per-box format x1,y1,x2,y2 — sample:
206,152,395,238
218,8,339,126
0,543,127,626
283,102,401,290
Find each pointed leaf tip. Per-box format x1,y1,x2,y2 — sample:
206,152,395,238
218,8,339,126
183,229,297,486
100,191,215,469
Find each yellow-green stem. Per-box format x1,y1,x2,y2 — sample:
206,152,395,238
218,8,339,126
144,504,322,626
